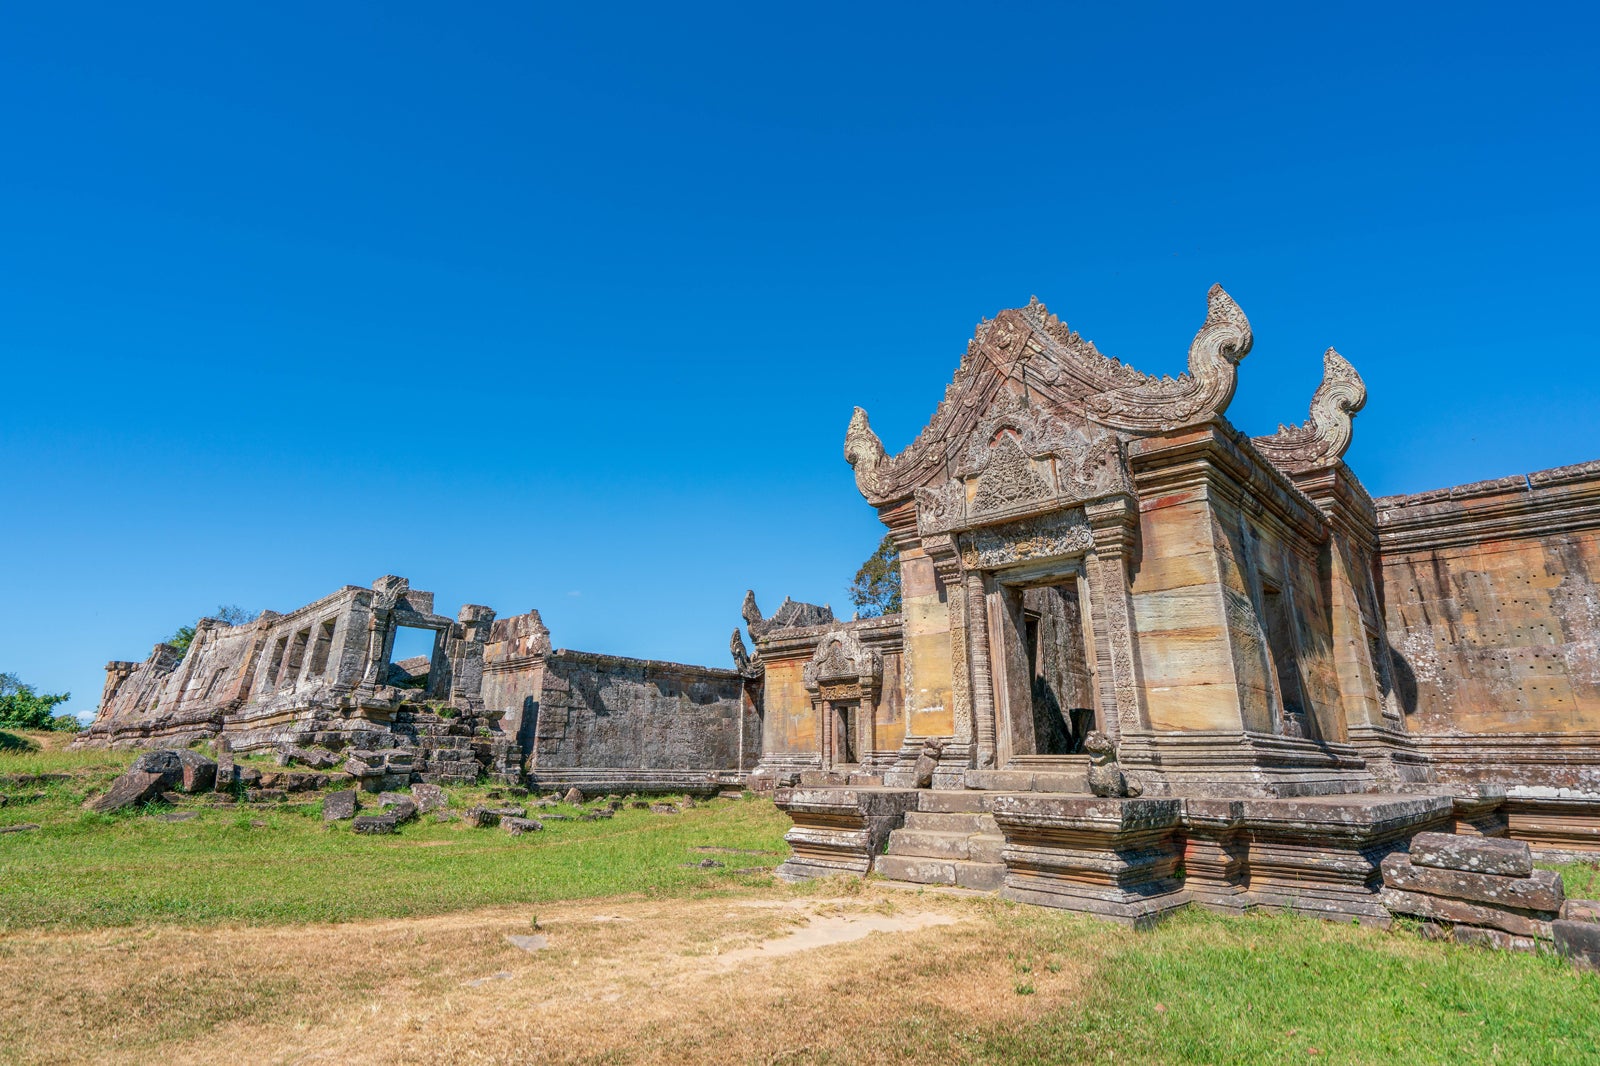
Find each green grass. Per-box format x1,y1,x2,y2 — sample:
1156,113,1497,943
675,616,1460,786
1547,859,1600,900
940,906,1600,1065
0,739,792,930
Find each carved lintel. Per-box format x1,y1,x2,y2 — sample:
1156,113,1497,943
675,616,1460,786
802,628,882,694
1252,348,1367,473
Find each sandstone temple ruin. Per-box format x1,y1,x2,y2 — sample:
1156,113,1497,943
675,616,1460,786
84,284,1600,934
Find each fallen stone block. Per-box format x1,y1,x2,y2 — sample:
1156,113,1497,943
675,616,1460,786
1409,832,1533,877
505,934,547,952
323,790,359,822
1381,853,1564,912
1380,888,1552,938
0,823,40,834
1553,919,1600,972
245,789,287,803
1453,925,1540,953
464,806,500,828
352,814,399,835
631,801,650,809
129,751,183,786
411,783,446,813
563,787,584,805
502,817,543,836
487,806,527,819
85,770,168,813
1564,899,1600,921
650,804,679,815
174,750,217,792
236,766,262,787
379,796,418,824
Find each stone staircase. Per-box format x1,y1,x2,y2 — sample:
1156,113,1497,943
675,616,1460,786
874,790,1008,892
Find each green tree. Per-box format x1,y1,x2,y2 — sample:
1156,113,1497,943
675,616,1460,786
0,672,72,731
849,534,902,617
167,604,260,656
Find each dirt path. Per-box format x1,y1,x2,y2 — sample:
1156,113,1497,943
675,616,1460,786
0,886,1095,1065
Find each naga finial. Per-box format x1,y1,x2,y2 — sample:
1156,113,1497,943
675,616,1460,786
1253,347,1367,472
844,406,888,500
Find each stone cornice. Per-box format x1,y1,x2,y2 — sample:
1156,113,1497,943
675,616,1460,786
1376,460,1600,554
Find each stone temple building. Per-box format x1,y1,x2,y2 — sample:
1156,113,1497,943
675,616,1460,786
83,284,1600,928
749,285,1600,924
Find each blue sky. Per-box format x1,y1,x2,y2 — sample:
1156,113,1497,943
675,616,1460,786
3,3,1597,719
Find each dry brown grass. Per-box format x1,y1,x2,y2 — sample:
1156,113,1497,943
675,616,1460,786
0,885,1096,1066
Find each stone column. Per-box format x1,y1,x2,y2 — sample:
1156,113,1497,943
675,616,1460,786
1085,495,1145,740
966,568,997,769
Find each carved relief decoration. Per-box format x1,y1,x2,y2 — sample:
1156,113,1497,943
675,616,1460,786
802,628,882,691
960,510,1095,570
846,284,1252,507
914,391,1135,537
1252,348,1367,473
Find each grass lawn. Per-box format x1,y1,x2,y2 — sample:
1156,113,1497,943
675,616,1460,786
3,729,1598,1064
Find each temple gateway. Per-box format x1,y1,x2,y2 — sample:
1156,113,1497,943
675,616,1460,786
746,285,1600,924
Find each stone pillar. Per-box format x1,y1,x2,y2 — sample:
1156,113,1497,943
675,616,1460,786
966,568,997,769
1085,495,1146,740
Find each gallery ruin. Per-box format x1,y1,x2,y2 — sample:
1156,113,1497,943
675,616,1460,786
82,285,1600,933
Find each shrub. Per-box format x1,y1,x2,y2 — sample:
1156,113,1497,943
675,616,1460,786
0,673,70,731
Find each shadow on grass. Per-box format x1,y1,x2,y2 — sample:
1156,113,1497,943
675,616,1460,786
0,730,40,753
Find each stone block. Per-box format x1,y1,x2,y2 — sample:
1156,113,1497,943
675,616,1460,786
1453,926,1540,953
464,806,500,828
322,790,358,821
352,813,399,835
563,787,585,805
175,750,217,792
1552,919,1600,972
411,783,446,813
1380,853,1562,913
1379,888,1552,938
246,789,287,803
379,795,418,824
84,771,168,813
502,817,543,835
1409,832,1533,877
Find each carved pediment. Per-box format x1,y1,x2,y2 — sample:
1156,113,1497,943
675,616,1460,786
802,628,881,691
1252,348,1366,473
914,391,1134,536
846,285,1252,506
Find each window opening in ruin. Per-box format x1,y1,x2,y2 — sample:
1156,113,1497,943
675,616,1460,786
1261,585,1313,738
388,625,436,689
265,635,289,689
307,619,336,677
283,628,311,686
1003,580,1095,758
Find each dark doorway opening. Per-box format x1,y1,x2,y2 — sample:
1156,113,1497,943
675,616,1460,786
1001,580,1096,759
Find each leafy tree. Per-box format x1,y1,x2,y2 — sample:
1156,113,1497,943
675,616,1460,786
849,533,902,617
0,672,72,731
167,604,260,656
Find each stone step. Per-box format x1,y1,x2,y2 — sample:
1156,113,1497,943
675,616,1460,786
874,853,1006,892
887,828,977,860
964,768,1089,793
917,790,1003,813
904,810,999,833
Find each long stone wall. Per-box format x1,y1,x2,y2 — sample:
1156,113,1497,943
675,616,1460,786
525,651,751,795
1377,461,1600,792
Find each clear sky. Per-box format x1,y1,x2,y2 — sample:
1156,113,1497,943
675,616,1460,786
3,3,1597,720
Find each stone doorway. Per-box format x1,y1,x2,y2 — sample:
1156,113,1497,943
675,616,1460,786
992,576,1097,764
829,700,859,766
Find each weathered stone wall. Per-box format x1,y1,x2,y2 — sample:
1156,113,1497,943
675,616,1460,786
525,651,750,794
1377,461,1600,791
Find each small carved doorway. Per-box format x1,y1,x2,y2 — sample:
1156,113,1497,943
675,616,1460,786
829,700,859,766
